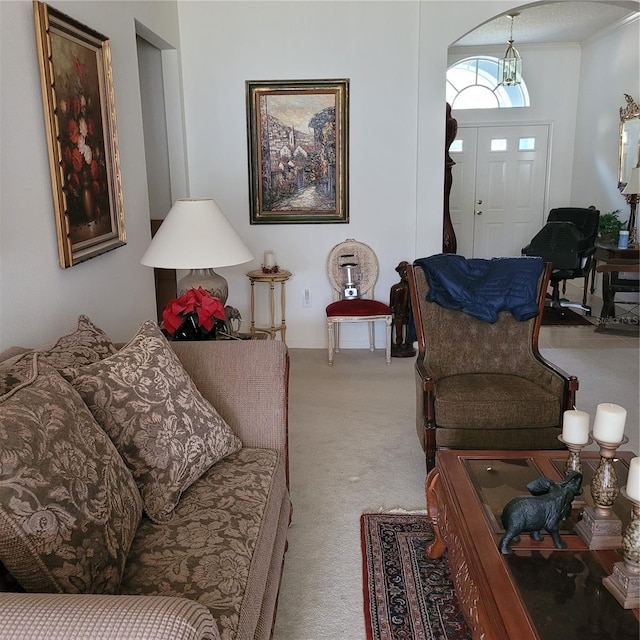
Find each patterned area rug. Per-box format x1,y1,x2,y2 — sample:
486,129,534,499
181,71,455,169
361,513,471,640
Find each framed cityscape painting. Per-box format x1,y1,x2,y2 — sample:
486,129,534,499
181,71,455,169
34,1,126,267
246,78,349,224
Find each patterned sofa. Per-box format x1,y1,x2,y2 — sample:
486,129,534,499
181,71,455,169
0,317,291,640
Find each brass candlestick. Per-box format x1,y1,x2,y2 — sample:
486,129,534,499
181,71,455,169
575,434,627,549
558,434,592,475
603,490,640,609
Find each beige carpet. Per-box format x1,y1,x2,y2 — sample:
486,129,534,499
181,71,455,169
272,344,639,640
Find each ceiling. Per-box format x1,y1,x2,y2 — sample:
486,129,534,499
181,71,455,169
453,1,639,47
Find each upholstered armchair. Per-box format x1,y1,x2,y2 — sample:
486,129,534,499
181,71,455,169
407,257,578,471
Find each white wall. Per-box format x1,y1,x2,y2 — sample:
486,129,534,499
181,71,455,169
0,0,180,348
176,0,519,349
571,15,640,221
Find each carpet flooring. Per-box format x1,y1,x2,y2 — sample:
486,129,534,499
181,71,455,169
361,513,471,640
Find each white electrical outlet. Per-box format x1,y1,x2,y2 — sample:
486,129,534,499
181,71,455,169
303,288,312,308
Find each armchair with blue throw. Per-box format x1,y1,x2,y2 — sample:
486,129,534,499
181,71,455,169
407,254,578,471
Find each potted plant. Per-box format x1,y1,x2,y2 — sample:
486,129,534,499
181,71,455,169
162,287,226,340
598,210,625,243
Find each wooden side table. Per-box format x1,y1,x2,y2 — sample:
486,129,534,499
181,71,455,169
589,241,640,294
246,270,292,343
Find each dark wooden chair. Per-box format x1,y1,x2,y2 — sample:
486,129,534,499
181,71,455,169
407,259,578,471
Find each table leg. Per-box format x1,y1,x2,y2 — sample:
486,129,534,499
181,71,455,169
425,467,447,559
269,280,276,338
280,281,287,344
250,281,256,333
600,271,616,319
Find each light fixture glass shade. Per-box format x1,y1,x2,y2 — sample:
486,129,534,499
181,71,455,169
498,41,522,86
498,14,522,87
622,166,640,195
141,198,253,303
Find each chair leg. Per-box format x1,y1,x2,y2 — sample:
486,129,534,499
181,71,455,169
327,319,335,366
424,383,437,471
385,316,392,364
425,431,437,472
368,321,375,353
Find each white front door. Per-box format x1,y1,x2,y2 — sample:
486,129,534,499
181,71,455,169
450,124,550,259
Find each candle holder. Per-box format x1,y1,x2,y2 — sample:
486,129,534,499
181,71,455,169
575,434,627,550
558,434,592,474
603,489,640,609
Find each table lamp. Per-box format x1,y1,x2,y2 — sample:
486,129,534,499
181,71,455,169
141,198,253,304
622,166,640,245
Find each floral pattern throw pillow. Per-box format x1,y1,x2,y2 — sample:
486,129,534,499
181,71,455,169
0,359,142,594
69,320,242,523
0,315,117,395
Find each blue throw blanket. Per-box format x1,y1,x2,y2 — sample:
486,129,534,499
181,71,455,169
415,254,544,323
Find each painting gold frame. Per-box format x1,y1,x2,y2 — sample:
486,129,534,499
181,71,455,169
618,93,640,191
246,79,349,224
34,1,126,268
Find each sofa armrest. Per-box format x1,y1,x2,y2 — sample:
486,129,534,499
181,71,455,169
0,593,219,640
170,340,289,454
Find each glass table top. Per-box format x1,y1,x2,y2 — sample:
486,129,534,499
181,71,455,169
463,456,633,533
505,550,638,640
460,455,638,639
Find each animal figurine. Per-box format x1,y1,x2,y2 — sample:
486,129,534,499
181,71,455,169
224,305,242,335
498,471,583,555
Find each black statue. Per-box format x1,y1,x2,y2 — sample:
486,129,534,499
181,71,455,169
443,102,458,254
389,261,416,358
499,471,583,555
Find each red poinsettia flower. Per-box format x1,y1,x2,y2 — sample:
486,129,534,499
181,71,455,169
162,288,226,337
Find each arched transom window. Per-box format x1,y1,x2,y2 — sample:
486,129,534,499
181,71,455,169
446,56,530,109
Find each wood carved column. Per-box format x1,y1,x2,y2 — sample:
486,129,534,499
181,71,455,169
443,103,458,254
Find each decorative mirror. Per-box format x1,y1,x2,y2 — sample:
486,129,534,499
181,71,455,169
619,93,640,190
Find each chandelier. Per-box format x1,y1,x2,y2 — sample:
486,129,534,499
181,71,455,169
498,13,522,86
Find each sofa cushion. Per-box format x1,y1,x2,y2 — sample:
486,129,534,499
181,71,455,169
0,315,117,395
0,359,142,594
120,447,288,640
68,321,242,524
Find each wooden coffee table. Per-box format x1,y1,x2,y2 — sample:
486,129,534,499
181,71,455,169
426,450,639,640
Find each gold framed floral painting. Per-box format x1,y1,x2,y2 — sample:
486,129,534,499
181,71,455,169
246,79,349,224
34,1,126,268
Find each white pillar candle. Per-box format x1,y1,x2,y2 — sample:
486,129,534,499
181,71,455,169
264,251,275,268
562,409,590,444
592,402,627,443
626,457,640,502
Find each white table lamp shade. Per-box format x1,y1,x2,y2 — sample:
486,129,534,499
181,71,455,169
141,198,253,270
141,198,253,304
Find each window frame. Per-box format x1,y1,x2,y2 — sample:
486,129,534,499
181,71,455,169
446,56,530,110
